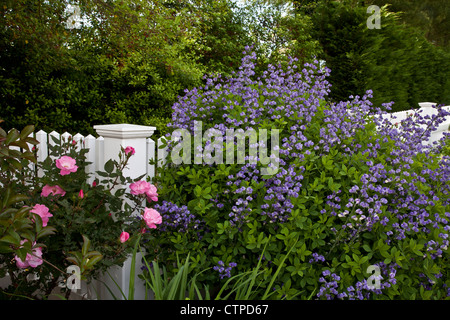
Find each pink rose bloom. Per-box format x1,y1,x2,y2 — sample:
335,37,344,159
15,241,43,269
145,184,158,202
41,184,66,197
30,204,53,227
124,146,135,156
79,189,84,199
55,156,78,176
119,231,130,243
142,208,162,229
130,180,150,195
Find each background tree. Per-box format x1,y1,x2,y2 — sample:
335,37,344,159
234,0,321,73
185,0,253,77
298,0,450,111
365,0,450,50
2,0,448,135
0,0,206,136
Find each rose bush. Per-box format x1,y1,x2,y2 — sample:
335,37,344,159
145,48,450,300
1,132,161,299
0,121,58,299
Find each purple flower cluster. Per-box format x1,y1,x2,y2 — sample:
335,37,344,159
317,270,346,299
309,252,325,264
213,260,237,279
153,200,203,233
317,263,399,300
169,46,450,233
316,96,450,246
169,46,331,225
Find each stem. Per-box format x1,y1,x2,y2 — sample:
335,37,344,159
89,155,130,216
41,257,67,275
325,201,357,259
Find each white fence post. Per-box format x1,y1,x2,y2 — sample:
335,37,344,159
93,123,156,300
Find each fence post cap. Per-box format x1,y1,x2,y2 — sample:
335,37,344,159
418,102,436,108
93,123,156,139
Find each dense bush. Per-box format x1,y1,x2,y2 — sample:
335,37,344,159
0,0,205,136
0,122,57,298
144,49,450,299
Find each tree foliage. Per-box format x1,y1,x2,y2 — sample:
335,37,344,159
365,0,450,50
0,0,206,136
306,0,450,111
1,0,449,136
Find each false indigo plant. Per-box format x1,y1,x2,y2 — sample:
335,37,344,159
146,47,450,300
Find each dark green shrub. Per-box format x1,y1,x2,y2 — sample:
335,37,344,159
308,1,450,112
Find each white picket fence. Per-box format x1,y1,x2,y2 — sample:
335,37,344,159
30,103,450,181
1,103,450,300
382,102,450,145
33,124,167,184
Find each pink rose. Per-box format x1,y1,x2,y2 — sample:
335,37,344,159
119,231,130,243
55,156,78,176
41,184,66,197
15,241,43,269
30,204,53,227
142,208,162,229
130,180,150,195
79,189,84,199
145,184,158,202
124,146,135,156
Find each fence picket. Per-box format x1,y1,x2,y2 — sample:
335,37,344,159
48,131,60,162
96,136,104,173
147,138,156,182
73,133,84,152
157,137,167,167
84,134,97,184
61,132,72,144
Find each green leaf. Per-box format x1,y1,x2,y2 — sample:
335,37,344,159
37,226,57,239
6,194,29,207
104,159,114,174
20,125,35,140
5,129,20,145
85,253,103,269
194,185,202,197
0,233,21,246
81,235,91,256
